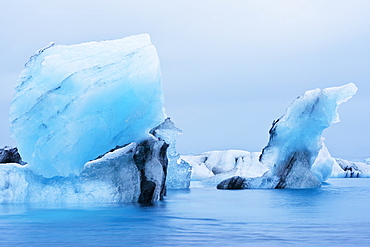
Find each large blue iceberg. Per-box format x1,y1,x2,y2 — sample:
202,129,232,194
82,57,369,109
9,34,165,178
1,34,192,204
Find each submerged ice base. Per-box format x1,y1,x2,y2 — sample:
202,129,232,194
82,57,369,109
9,34,165,178
0,137,168,204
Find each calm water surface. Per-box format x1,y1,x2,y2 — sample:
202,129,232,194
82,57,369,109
0,178,369,246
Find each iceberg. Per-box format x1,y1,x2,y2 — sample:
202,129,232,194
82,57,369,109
1,34,181,203
9,34,165,178
218,83,358,189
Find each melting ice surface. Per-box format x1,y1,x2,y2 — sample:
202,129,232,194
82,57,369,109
9,34,165,178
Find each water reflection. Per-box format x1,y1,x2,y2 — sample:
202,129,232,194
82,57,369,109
0,179,369,246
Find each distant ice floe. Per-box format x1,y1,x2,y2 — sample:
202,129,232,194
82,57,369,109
331,158,370,178
182,150,267,185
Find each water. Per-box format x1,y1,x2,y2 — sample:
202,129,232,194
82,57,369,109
0,178,370,246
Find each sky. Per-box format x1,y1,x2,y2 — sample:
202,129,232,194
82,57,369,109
0,0,369,159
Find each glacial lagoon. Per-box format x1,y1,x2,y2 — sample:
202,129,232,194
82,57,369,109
0,178,369,246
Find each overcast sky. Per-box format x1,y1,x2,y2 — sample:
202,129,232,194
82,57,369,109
1,0,369,159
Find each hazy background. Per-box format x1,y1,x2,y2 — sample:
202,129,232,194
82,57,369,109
1,0,369,159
